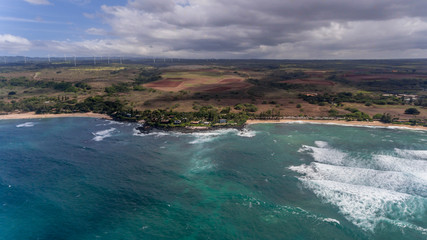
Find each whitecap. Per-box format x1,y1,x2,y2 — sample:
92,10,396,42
16,122,35,128
98,120,124,126
314,141,328,148
374,154,427,181
290,162,427,197
322,218,340,225
189,129,237,144
92,128,116,141
299,179,425,232
132,128,142,136
237,129,257,138
132,130,173,138
298,143,347,166
292,142,427,233
395,148,427,160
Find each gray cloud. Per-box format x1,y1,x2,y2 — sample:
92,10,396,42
8,0,427,58
91,0,427,58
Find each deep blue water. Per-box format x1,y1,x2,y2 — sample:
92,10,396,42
0,118,426,239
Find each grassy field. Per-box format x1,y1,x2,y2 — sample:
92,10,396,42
0,59,426,122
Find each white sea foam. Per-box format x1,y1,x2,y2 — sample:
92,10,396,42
300,179,425,231
374,154,427,181
98,120,124,126
92,128,116,141
16,122,35,128
133,130,173,138
189,129,237,144
322,218,340,225
290,163,427,197
298,143,347,165
291,141,427,233
132,128,142,136
237,129,257,138
395,148,427,160
314,141,328,148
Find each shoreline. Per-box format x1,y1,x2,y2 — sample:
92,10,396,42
246,119,427,131
0,112,425,131
0,112,112,120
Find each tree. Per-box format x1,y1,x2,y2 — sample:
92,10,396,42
380,113,393,123
404,108,420,115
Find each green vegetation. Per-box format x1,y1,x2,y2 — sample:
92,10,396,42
0,59,425,127
404,108,420,115
300,92,403,105
234,103,258,112
380,113,393,123
0,76,90,92
134,68,161,84
343,108,371,121
105,83,131,94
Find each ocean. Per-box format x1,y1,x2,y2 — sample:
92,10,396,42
0,117,426,240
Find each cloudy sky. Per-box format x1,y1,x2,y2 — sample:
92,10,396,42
1,0,427,59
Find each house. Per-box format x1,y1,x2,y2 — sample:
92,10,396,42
160,119,170,124
174,120,182,124
191,121,200,124
219,119,227,124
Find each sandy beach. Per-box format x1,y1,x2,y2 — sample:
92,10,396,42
0,112,112,120
246,119,427,131
0,113,425,131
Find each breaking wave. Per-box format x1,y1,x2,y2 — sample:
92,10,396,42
188,129,237,144
92,128,116,141
132,127,256,143
236,129,257,138
290,141,427,233
16,122,35,128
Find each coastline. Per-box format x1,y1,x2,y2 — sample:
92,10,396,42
246,119,427,131
1,112,425,131
0,112,112,120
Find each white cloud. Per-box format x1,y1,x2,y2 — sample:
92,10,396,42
14,0,427,58
0,34,32,53
86,28,108,36
24,0,51,5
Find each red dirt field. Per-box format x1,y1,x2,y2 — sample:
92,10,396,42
281,79,335,86
220,78,242,83
188,82,252,92
145,78,184,87
205,86,232,92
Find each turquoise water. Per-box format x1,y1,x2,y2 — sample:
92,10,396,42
0,118,426,240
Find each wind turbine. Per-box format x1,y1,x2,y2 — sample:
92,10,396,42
93,56,96,65
74,55,76,67
64,54,67,63
120,57,122,64
48,54,51,63
108,56,110,64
